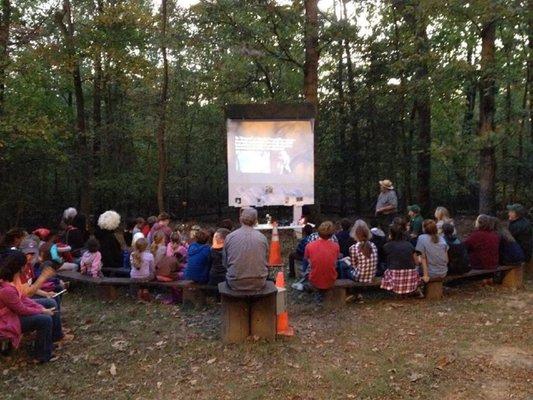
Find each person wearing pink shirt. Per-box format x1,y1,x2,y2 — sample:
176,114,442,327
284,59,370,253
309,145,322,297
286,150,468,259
79,237,103,278
0,250,62,363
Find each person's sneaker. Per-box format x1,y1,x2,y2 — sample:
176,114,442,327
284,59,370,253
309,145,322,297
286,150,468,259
291,282,304,291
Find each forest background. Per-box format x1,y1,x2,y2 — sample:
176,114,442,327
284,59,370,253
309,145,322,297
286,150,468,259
0,0,531,229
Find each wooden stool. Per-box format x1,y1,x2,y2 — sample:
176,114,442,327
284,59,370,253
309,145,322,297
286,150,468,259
501,265,524,289
218,281,277,343
425,278,444,300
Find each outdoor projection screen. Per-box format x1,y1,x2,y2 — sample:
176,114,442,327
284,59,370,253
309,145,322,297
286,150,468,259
226,104,315,207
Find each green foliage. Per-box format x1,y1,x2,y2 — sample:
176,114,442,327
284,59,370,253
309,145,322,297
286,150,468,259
0,0,530,229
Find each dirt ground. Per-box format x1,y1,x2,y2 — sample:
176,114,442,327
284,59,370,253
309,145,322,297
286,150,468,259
1,269,532,400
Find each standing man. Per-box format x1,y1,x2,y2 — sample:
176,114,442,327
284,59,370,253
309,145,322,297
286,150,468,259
507,204,531,264
224,208,268,291
375,179,398,232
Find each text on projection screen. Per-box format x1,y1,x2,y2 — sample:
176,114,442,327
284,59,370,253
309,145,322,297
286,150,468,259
227,119,314,207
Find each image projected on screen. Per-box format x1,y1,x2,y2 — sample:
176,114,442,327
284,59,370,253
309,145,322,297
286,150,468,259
227,119,314,207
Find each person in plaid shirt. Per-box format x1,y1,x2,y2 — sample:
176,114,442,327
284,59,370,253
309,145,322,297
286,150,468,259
348,220,378,283
380,224,421,295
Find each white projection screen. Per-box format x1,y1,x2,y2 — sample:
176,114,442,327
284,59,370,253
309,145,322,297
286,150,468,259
227,118,315,207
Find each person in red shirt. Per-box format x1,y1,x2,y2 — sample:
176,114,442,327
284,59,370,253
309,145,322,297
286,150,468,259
304,221,340,294
464,214,500,270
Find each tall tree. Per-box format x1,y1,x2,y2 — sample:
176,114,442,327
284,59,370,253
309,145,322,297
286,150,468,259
303,0,319,110
156,0,170,213
402,0,431,212
0,0,11,116
55,0,92,215
477,11,497,214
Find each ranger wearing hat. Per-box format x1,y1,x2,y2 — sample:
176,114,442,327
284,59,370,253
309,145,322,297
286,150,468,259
375,179,398,230
507,204,531,262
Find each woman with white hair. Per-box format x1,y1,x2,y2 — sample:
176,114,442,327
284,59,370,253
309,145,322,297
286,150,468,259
94,211,125,271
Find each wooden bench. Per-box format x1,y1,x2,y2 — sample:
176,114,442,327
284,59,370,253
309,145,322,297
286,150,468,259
322,264,524,305
57,270,216,307
218,281,278,344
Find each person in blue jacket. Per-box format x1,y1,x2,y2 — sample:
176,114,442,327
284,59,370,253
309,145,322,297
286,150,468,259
184,229,211,283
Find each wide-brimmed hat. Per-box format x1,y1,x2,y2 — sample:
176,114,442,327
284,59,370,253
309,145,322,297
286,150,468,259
507,203,526,217
379,179,394,190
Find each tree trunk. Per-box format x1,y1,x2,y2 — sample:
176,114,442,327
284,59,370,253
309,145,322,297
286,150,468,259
336,40,347,215
303,0,319,110
0,0,11,116
156,0,169,213
478,18,497,214
343,0,360,212
528,0,533,140
56,0,91,215
413,3,431,212
462,42,477,136
92,0,103,180
400,0,431,212
0,0,10,110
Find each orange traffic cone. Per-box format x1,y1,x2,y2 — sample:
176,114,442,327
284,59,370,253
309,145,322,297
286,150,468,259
275,272,294,337
268,223,283,267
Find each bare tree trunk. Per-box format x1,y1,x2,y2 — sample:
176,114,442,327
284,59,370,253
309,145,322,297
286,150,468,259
56,0,92,215
343,0,360,212
462,42,477,136
399,0,431,212
303,0,319,110
92,0,103,213
336,39,347,215
478,17,497,214
0,0,11,116
528,0,533,140
156,0,169,213
413,3,431,212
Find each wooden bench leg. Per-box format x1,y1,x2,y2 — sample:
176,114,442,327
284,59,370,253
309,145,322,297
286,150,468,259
524,260,533,276
324,287,346,307
182,287,206,308
99,285,119,301
425,281,443,300
221,295,250,344
250,294,276,341
502,266,523,289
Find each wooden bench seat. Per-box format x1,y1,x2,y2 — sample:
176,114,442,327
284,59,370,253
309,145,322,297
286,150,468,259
57,270,216,307
218,281,278,343
319,264,524,305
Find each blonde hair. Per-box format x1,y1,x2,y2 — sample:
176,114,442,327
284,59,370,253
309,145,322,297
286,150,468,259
151,231,165,256
434,207,450,222
132,238,148,269
350,219,372,258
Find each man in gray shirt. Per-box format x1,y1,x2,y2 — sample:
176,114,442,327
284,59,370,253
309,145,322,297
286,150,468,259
224,208,268,291
375,179,398,232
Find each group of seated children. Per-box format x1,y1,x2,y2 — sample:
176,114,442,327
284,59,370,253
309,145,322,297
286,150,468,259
291,203,530,299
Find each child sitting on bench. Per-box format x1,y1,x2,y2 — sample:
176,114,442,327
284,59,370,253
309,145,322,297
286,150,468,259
80,237,103,278
208,228,230,286
130,237,154,300
184,229,211,284
304,221,340,300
